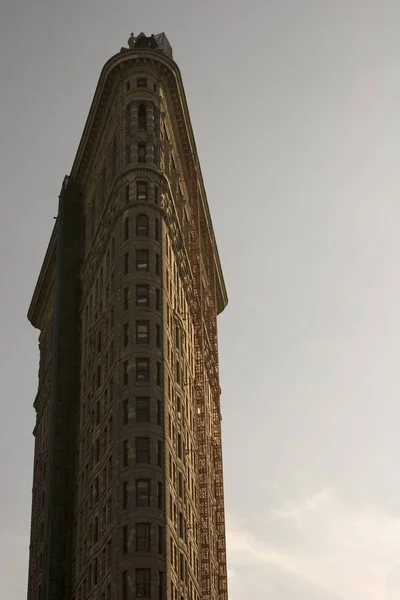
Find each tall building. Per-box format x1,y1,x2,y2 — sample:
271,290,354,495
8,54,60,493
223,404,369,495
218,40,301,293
27,33,229,600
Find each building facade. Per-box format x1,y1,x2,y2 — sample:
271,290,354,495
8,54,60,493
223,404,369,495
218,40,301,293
27,33,228,600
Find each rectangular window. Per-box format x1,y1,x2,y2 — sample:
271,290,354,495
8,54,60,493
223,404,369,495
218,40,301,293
158,526,164,554
158,572,164,600
124,217,129,240
123,287,129,310
178,472,183,498
135,437,150,463
156,401,162,426
122,571,128,600
136,479,150,506
123,440,128,467
157,361,162,386
137,181,148,201
123,361,128,386
138,143,146,163
156,288,161,311
155,253,160,276
123,323,129,347
155,218,160,241
156,324,161,348
136,568,151,597
136,358,150,382
125,184,130,204
136,284,149,307
136,523,150,551
122,481,128,509
154,185,159,205
122,524,128,554
123,399,128,425
136,320,149,343
136,249,149,271
125,81,130,92
157,441,163,466
124,253,129,274
157,481,163,509
136,397,150,422
179,512,184,538
137,77,147,88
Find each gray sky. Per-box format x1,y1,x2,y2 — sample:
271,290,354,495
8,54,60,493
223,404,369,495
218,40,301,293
2,1,400,598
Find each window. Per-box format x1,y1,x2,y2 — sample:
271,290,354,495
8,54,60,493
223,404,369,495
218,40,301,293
125,81,130,92
122,571,128,600
138,104,147,130
123,323,129,347
136,569,151,597
137,181,148,201
138,143,146,163
155,218,160,241
124,253,129,274
136,523,150,551
126,144,131,165
124,217,129,240
122,525,128,554
122,481,128,509
123,361,128,385
123,399,128,425
179,512,184,538
157,482,163,509
154,185,159,205
136,480,150,506
123,440,128,467
136,284,149,307
178,472,183,498
137,77,147,88
155,253,160,275
157,441,163,466
158,526,164,555
136,321,149,343
136,250,149,271
156,324,161,348
136,358,150,382
125,184,130,204
156,288,161,311
135,438,150,462
136,214,149,237
123,288,129,310
156,401,162,426
156,361,162,386
136,397,150,422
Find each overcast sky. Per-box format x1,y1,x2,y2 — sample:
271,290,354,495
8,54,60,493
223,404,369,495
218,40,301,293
2,1,400,598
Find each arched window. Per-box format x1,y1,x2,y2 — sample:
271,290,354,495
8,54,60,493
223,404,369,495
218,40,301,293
138,104,147,131
136,214,149,237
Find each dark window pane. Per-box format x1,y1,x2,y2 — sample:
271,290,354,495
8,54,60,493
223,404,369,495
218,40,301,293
136,321,149,343
136,358,150,382
136,480,150,506
137,182,148,201
136,249,149,271
136,523,150,551
136,397,150,422
135,437,150,463
136,568,151,597
136,285,149,307
136,214,149,237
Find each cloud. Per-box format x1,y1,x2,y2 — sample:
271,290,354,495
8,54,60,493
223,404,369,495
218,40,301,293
226,487,400,599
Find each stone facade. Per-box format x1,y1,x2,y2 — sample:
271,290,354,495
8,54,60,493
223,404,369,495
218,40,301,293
27,33,228,600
